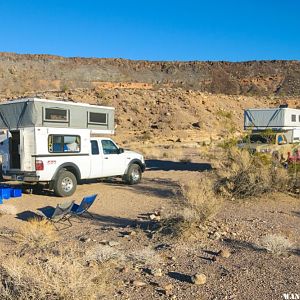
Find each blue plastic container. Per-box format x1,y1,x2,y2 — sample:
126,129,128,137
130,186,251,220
0,197,3,204
11,188,22,198
0,188,11,200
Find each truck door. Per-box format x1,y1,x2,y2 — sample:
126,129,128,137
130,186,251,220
0,129,10,172
89,140,103,178
100,139,126,177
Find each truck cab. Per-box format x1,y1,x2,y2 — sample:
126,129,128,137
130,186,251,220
44,137,146,197
238,132,300,161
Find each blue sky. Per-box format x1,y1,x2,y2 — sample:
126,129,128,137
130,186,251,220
0,0,299,61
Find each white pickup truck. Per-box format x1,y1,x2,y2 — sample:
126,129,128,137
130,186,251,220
0,98,145,197
1,128,145,197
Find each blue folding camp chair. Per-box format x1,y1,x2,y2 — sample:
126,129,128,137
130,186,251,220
36,200,74,230
70,194,97,220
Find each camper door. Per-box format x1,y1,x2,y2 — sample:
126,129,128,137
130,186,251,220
0,129,11,171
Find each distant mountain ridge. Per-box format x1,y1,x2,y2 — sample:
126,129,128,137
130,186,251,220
0,52,300,96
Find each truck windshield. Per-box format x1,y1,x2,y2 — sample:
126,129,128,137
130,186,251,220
243,134,276,144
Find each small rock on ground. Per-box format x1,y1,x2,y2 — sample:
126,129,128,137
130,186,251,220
191,273,207,285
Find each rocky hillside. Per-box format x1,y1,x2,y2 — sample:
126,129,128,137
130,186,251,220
1,52,300,97
2,87,298,146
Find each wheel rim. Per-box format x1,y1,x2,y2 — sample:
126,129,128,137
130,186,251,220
61,177,73,193
131,168,140,182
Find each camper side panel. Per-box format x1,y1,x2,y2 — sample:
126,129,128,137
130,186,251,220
283,109,300,128
244,109,285,129
34,127,92,181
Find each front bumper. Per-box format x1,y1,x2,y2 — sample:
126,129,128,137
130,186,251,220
2,171,39,182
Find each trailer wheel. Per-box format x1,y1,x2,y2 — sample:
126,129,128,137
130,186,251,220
54,170,77,197
123,164,142,185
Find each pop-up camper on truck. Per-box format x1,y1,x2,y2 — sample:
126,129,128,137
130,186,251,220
240,106,300,161
0,98,145,196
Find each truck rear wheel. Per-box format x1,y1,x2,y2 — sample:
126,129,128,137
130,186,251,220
54,170,77,197
123,164,142,185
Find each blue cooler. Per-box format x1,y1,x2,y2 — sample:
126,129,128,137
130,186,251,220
0,187,11,200
11,188,22,198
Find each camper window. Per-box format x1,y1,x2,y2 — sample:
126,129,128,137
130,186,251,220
291,115,296,122
44,108,69,122
48,135,80,153
88,112,107,125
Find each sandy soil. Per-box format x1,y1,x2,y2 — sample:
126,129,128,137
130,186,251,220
0,160,299,300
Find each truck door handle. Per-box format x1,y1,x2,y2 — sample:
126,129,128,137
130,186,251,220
104,157,109,159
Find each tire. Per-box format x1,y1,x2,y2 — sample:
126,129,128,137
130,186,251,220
54,170,77,197
123,164,142,185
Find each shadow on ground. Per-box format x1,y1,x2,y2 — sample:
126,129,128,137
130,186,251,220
223,238,263,252
101,177,180,199
146,159,212,172
168,272,191,283
16,209,158,231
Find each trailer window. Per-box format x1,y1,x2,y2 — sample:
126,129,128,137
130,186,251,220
88,112,107,125
44,108,69,122
48,135,80,153
291,114,296,122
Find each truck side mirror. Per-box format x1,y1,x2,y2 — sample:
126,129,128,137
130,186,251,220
118,148,124,154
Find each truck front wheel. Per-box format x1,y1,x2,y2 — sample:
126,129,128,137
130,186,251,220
123,164,142,185
54,170,77,197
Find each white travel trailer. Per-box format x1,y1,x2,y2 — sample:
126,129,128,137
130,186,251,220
0,98,145,196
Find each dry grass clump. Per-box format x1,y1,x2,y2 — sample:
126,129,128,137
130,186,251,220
216,147,290,199
160,177,221,237
138,147,163,159
128,247,162,268
17,218,58,250
259,234,293,255
85,244,125,264
0,224,115,299
0,250,110,300
0,204,17,216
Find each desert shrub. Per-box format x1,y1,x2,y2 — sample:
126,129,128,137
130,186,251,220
139,131,152,141
128,247,162,268
0,250,110,300
160,178,221,237
17,219,58,250
259,234,293,255
216,109,233,119
85,244,125,264
218,137,239,149
0,227,113,299
215,147,290,199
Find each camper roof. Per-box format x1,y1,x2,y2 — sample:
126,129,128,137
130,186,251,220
0,98,114,111
246,107,300,113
